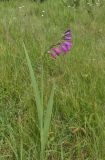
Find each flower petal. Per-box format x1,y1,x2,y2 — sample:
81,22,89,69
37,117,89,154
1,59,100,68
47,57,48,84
48,51,57,59
60,45,69,53
63,42,72,49
52,48,62,55
64,36,72,40
64,30,71,36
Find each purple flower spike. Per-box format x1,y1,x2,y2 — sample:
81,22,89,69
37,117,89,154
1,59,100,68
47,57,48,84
48,29,72,59
64,36,72,40
60,45,68,53
52,48,62,55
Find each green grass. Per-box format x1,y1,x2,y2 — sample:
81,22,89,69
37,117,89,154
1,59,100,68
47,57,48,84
0,0,105,159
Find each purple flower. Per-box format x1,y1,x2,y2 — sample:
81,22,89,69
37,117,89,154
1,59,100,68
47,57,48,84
64,30,71,36
52,48,62,55
60,44,69,53
64,36,72,40
48,51,57,59
63,42,72,49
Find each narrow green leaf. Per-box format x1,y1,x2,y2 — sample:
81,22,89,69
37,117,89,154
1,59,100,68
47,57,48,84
43,82,55,151
23,43,43,130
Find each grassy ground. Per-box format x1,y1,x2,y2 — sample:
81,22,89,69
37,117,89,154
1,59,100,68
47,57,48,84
0,0,105,159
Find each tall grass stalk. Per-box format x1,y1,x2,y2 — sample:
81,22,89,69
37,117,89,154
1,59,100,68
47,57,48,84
23,43,55,159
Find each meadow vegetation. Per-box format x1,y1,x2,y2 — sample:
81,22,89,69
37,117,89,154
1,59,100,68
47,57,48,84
0,0,105,159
